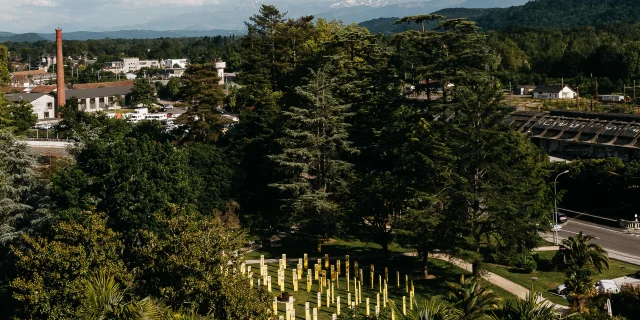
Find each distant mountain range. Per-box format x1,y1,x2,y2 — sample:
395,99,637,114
468,0,640,30
0,0,546,41
0,29,244,43
360,0,640,33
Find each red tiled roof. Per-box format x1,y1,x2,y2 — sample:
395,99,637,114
30,85,58,93
12,70,48,76
0,87,24,93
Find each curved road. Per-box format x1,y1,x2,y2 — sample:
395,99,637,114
556,219,640,266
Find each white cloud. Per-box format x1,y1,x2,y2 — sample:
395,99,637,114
20,0,59,7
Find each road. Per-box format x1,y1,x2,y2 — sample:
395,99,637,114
556,219,640,265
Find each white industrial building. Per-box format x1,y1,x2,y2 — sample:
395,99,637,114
59,86,133,112
533,85,577,99
600,95,625,103
103,58,162,73
164,59,188,69
5,92,57,120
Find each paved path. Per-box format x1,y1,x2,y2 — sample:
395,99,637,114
427,253,570,313
428,253,530,300
533,246,560,252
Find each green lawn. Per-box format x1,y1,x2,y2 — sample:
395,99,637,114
485,251,639,306
244,234,413,261
245,252,516,319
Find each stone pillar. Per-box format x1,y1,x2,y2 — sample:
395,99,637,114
85,98,90,111
104,96,109,109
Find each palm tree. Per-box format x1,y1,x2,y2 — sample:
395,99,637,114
447,275,500,320
81,271,164,320
492,285,575,320
560,232,609,273
391,299,457,320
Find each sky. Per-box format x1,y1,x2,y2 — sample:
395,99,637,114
0,0,523,33
0,0,239,33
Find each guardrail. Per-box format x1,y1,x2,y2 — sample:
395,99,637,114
620,220,640,230
559,208,622,228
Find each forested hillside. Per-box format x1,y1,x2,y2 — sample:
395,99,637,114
0,33,46,43
362,0,640,33
360,8,496,34
475,0,640,30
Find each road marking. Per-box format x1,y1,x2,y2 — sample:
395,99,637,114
566,220,630,235
559,208,619,222
557,229,600,239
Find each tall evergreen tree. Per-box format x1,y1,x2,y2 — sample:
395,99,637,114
0,131,49,245
269,65,355,237
175,63,229,143
128,78,157,108
0,45,9,86
441,76,551,276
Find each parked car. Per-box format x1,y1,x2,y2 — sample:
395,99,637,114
635,270,640,279
35,123,53,130
557,212,568,223
556,284,570,296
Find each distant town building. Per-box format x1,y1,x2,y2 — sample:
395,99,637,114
39,54,57,71
164,59,188,69
516,85,536,95
57,85,133,112
533,85,577,99
215,61,226,85
103,58,162,73
5,92,56,120
599,95,625,103
10,70,57,88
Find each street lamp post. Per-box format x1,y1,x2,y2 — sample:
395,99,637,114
554,170,570,245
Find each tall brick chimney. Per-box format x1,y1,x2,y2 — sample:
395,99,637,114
56,28,65,111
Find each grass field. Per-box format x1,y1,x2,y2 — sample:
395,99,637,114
246,252,517,319
485,251,639,306
245,234,413,261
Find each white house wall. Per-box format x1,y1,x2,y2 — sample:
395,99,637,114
31,96,56,120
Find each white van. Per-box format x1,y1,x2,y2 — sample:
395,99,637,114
595,280,619,294
145,113,168,121
127,113,146,123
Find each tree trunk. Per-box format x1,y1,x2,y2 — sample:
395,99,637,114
382,241,389,266
422,250,430,279
472,260,480,277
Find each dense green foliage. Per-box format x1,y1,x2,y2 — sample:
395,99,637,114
357,1,640,96
0,45,9,85
128,78,157,108
1,3,617,318
0,95,37,135
470,0,640,31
